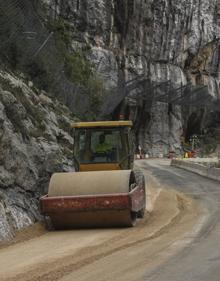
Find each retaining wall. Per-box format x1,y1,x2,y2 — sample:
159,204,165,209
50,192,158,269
171,159,220,182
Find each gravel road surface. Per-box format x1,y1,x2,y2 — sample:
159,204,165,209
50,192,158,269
1,159,217,281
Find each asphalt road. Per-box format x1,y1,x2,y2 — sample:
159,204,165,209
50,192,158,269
142,159,220,281
1,159,220,281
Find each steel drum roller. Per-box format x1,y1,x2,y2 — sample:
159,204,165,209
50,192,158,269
48,170,133,197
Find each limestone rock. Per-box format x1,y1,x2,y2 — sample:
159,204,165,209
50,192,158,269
43,0,220,156
0,71,75,241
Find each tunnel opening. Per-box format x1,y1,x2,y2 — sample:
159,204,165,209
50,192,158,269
185,110,204,143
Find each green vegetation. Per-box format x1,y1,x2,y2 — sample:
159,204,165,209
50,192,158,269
63,50,108,118
64,51,92,86
1,7,108,121
46,17,108,119
47,18,73,47
47,17,89,86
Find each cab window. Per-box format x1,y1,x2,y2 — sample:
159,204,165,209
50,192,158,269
74,128,127,164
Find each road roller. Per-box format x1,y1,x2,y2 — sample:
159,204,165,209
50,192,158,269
40,121,146,228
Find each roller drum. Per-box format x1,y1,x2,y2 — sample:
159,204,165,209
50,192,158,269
46,170,138,228
48,170,133,197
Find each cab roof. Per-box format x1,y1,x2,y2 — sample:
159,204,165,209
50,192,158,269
71,121,133,128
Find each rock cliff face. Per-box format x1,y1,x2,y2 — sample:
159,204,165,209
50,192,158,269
0,70,74,240
43,0,220,155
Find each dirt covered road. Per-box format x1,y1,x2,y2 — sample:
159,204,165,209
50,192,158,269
0,160,203,281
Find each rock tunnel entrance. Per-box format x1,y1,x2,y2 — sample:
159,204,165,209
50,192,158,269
185,110,204,143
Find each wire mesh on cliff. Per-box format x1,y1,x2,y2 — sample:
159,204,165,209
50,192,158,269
0,0,219,120
0,0,91,117
99,74,220,118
